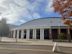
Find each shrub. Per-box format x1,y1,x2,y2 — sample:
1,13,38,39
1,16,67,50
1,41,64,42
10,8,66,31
58,33,66,40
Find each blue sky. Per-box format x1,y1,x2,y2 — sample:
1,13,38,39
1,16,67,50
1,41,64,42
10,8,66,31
0,0,61,25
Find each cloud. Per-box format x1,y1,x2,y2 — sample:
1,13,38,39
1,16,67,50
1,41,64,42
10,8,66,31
33,13,41,18
45,0,54,13
0,0,54,25
0,0,42,25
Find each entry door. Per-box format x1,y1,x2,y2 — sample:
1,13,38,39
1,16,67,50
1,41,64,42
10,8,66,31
36,29,40,39
29,29,33,39
19,30,21,39
15,30,17,38
23,30,26,39
52,29,58,39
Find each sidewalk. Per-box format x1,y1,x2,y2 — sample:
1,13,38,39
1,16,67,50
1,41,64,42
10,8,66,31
0,40,72,48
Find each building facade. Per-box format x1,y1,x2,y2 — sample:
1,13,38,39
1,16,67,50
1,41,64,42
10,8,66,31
10,18,72,40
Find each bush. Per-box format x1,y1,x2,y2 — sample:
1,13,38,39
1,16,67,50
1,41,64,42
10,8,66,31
58,33,66,40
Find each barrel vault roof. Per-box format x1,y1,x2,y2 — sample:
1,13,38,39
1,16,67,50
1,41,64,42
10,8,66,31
11,17,69,30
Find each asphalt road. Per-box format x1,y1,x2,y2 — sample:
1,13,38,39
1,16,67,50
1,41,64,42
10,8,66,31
0,44,72,54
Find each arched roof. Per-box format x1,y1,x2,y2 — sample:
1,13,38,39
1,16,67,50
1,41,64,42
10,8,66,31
11,17,68,30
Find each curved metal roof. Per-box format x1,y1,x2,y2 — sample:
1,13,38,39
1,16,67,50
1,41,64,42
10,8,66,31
11,17,68,30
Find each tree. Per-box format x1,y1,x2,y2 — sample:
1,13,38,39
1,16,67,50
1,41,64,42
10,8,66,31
53,0,72,24
53,0,72,18
0,18,10,37
53,0,72,42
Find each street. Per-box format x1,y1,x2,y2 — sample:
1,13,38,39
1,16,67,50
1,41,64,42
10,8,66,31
0,43,71,54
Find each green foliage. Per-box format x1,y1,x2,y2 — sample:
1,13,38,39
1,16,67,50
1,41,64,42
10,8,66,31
58,33,66,40
0,18,10,37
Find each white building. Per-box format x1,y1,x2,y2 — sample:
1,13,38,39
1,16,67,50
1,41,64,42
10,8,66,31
10,17,72,40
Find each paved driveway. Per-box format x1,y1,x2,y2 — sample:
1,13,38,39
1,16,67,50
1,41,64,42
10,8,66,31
0,44,72,54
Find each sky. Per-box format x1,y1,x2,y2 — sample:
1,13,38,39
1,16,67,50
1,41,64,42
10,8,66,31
0,0,61,25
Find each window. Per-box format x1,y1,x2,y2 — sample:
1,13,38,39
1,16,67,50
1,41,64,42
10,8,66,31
36,29,40,39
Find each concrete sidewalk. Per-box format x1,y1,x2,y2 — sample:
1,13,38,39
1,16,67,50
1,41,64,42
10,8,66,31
0,40,72,48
